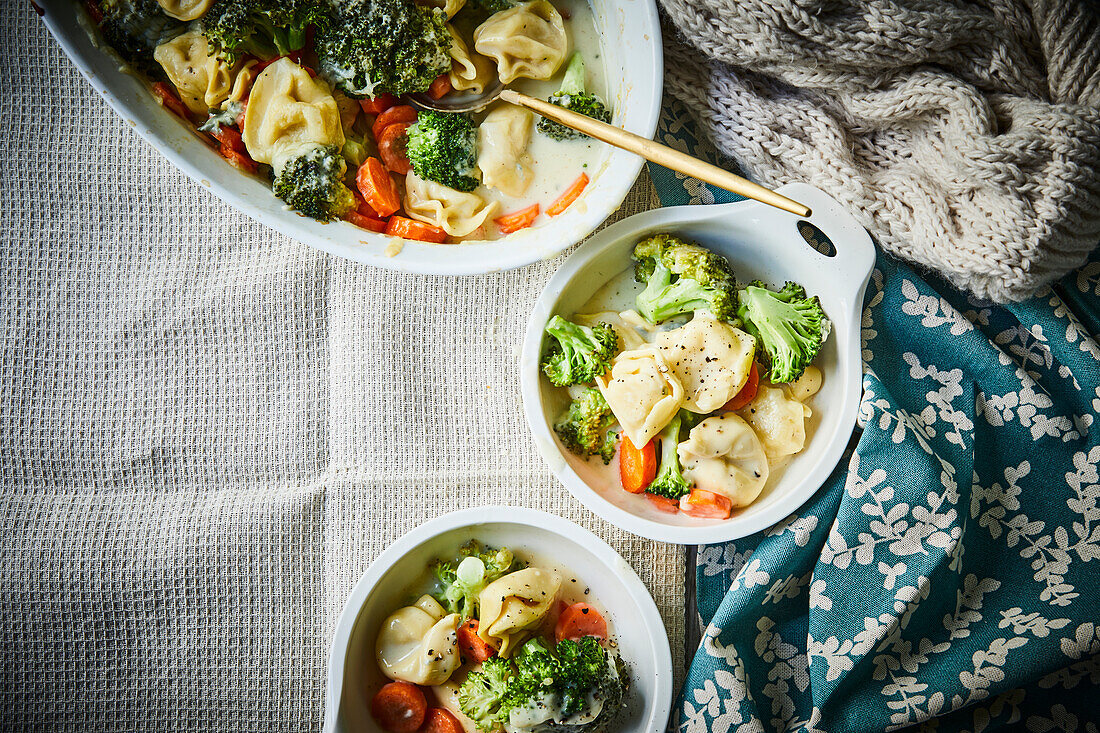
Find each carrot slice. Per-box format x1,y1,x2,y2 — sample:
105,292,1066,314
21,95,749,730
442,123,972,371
679,489,733,519
356,196,382,219
420,708,464,733
723,361,760,411
555,602,608,642
209,126,246,154
427,74,452,100
645,493,681,513
619,437,656,493
151,82,190,121
385,216,449,244
494,203,540,234
218,144,257,174
344,210,388,233
360,93,398,116
370,681,427,733
356,157,401,217
372,104,417,143
546,173,589,216
378,122,412,175
457,619,497,663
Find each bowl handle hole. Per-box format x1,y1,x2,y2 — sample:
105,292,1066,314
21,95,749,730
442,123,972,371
797,221,836,257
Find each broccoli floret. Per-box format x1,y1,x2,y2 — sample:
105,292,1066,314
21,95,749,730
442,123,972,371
632,234,737,323
510,637,561,697
646,410,698,500
541,316,617,387
272,145,357,222
97,0,183,75
316,0,451,98
537,54,612,141
431,540,516,619
202,0,329,61
738,281,830,383
550,638,627,731
505,637,627,731
458,657,514,730
406,111,480,191
554,637,610,717
554,389,618,465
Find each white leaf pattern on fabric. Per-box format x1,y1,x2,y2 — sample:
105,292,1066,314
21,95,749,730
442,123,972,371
670,244,1100,732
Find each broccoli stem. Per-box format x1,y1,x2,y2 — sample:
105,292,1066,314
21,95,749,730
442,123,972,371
558,53,586,96
648,412,690,499
656,415,681,476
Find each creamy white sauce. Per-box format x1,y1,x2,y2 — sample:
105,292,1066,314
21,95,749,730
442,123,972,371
459,0,609,240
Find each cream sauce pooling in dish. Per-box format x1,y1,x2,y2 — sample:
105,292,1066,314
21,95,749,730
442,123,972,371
455,0,609,240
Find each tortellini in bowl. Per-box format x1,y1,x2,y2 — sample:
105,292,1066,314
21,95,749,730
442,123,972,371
325,510,675,733
522,209,867,544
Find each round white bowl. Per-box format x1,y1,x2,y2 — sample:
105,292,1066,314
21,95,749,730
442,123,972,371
323,507,673,733
38,0,662,275
521,184,876,544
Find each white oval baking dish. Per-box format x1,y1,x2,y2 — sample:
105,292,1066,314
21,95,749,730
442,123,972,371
37,0,661,274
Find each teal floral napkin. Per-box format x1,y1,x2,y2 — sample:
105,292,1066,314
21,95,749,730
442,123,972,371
649,99,1100,731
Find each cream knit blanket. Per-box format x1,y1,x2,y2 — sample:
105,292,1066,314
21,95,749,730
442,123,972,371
659,0,1100,302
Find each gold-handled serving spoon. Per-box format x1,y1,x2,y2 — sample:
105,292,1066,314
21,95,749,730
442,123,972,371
408,81,811,218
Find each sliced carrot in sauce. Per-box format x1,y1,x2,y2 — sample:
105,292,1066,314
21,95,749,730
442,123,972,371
546,172,589,216
619,437,656,493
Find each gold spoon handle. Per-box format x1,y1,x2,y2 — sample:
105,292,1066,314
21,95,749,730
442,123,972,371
500,89,811,218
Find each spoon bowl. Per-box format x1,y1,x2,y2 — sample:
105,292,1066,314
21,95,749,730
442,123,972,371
408,79,505,113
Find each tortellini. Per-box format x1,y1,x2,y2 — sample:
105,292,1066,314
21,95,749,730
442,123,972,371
678,414,770,508
156,0,212,21
447,26,498,94
404,172,499,238
375,596,461,686
477,105,534,197
655,313,757,413
477,568,561,657
739,385,811,459
225,59,258,106
474,0,568,84
789,365,823,402
153,31,236,114
595,347,684,448
241,58,345,173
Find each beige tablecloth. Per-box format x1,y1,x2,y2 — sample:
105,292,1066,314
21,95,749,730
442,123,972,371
0,6,684,729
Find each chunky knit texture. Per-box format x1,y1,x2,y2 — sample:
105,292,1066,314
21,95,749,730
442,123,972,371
659,0,1100,302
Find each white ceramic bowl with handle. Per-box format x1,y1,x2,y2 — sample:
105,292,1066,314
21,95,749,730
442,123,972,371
37,0,661,275
323,506,673,733
521,184,876,544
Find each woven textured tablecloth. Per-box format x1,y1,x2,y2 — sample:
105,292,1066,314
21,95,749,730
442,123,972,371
0,7,685,730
